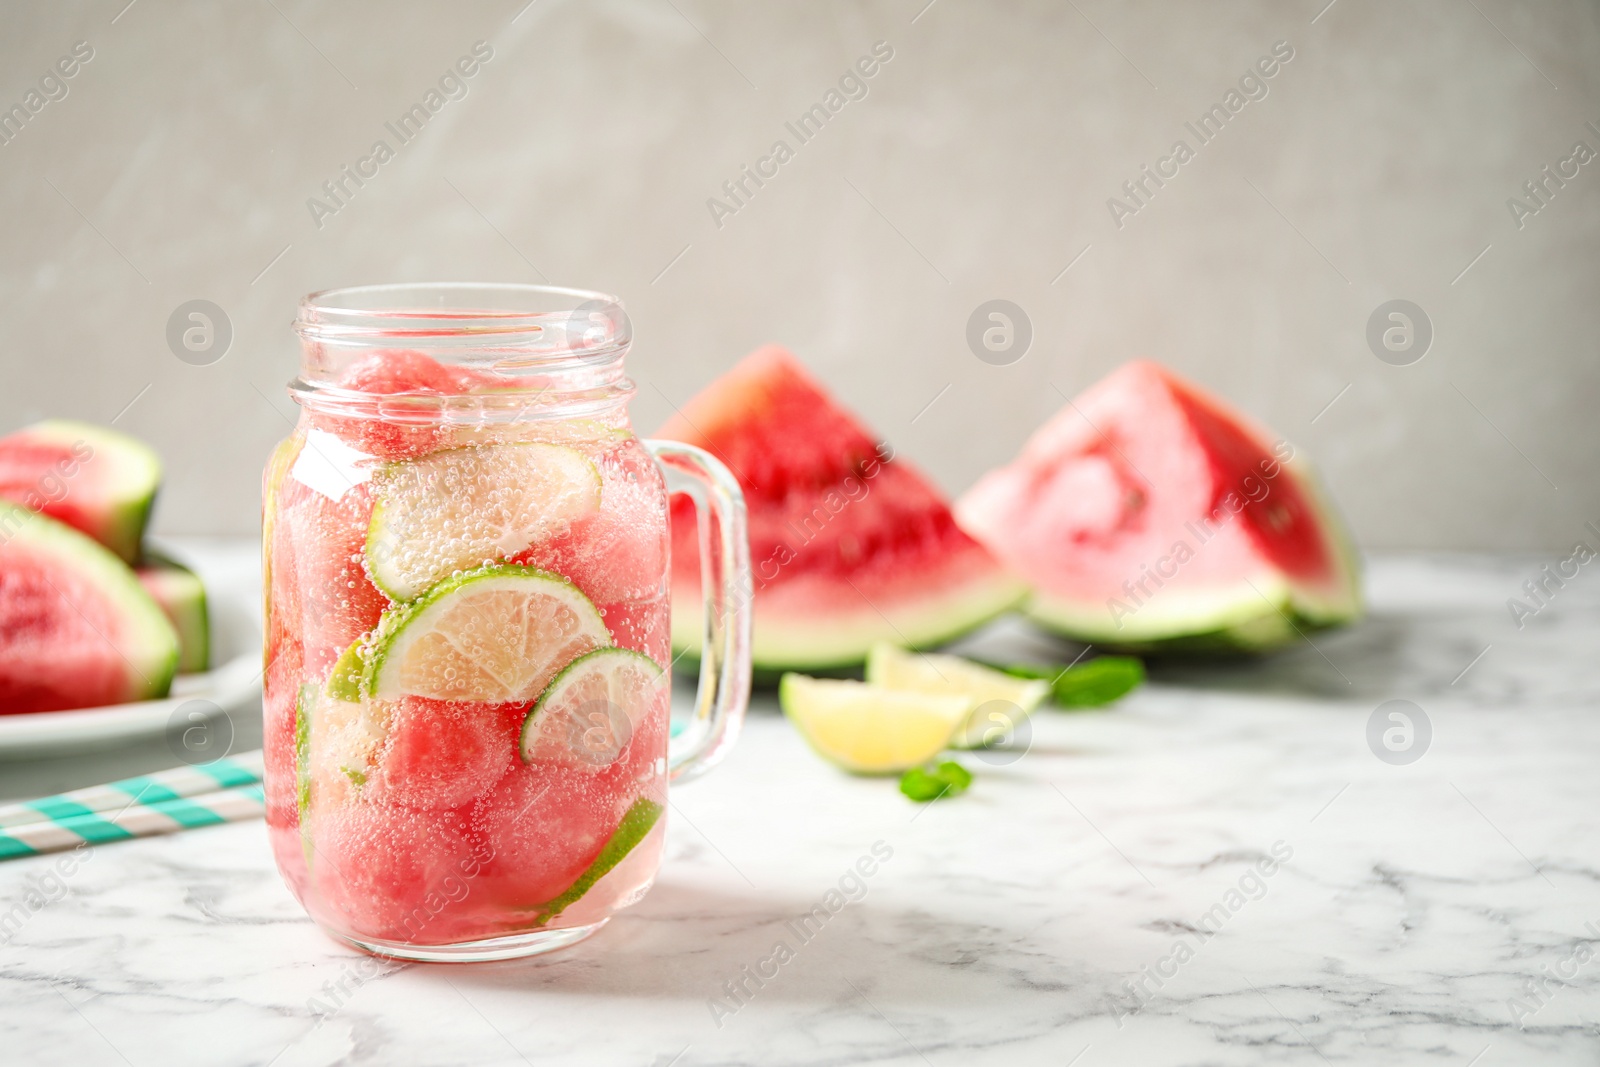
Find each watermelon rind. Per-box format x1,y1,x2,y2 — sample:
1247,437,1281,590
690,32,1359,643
0,501,179,704
1024,456,1362,654
658,345,1030,682
4,420,163,564
672,568,1028,681
137,550,210,674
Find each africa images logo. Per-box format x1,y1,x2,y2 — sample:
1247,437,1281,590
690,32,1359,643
1105,40,1296,229
705,42,895,229
305,42,494,229
0,41,94,148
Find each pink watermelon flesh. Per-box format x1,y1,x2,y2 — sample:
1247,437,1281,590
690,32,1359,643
369,696,521,811
307,803,492,944
298,732,654,942
136,553,210,673
658,345,1026,674
0,503,178,713
956,360,1361,651
314,349,506,461
262,622,305,830
516,436,668,608
0,421,161,564
274,468,387,682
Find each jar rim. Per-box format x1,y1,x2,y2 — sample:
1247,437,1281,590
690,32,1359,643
294,282,630,363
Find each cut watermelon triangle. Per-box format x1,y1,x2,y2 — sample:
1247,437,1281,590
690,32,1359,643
659,345,1026,675
136,550,210,674
956,360,1362,652
0,502,179,713
0,420,161,564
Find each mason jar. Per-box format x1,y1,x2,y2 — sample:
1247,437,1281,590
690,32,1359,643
262,283,751,961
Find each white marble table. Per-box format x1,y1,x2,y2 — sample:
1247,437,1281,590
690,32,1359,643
2,552,1598,1066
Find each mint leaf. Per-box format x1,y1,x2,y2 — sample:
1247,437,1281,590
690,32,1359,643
989,655,1145,708
899,760,973,802
1051,656,1144,706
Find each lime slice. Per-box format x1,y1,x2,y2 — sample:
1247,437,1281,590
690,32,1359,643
325,639,367,702
520,648,666,770
295,683,385,872
294,684,316,817
297,683,387,814
865,643,1049,749
533,796,663,925
365,564,611,702
778,673,971,775
294,683,316,867
366,443,602,601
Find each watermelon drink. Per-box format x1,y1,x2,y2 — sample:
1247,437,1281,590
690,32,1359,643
265,284,752,961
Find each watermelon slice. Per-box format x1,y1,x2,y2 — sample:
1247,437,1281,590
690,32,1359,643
0,420,162,564
956,361,1361,652
0,502,179,713
658,346,1026,675
136,551,210,673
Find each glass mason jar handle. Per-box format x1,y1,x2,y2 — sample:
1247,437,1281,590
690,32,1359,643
644,440,753,783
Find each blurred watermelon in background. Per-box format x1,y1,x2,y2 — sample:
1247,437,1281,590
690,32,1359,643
657,345,1026,680
0,421,211,715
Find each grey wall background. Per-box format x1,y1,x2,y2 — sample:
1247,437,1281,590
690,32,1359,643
1,0,1596,550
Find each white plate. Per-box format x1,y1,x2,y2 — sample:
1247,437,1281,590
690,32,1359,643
0,540,264,760
0,654,263,759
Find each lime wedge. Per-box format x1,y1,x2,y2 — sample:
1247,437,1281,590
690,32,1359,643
325,640,367,702
366,443,602,601
533,796,663,925
294,684,316,817
865,643,1049,750
294,683,316,867
365,564,611,703
297,682,387,814
778,673,971,775
521,648,666,770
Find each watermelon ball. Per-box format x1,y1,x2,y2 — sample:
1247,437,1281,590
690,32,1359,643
470,764,628,911
276,475,386,682
309,804,492,944
260,630,305,830
320,349,502,461
338,349,474,395
518,438,668,609
368,697,522,811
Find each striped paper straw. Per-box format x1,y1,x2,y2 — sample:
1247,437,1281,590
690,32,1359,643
0,783,265,860
0,749,263,831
